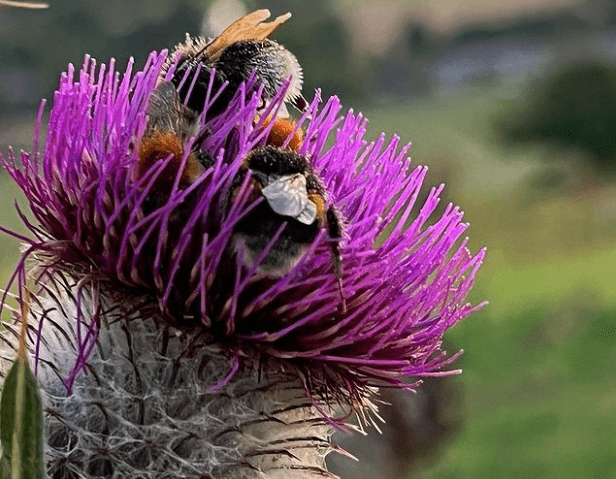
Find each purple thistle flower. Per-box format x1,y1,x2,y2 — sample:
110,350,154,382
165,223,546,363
0,50,486,478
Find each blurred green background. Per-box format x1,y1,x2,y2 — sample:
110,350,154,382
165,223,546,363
1,0,616,478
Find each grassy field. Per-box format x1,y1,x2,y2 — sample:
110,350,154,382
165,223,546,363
1,82,615,478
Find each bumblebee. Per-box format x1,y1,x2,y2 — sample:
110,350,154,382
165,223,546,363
138,81,212,197
229,145,346,311
138,11,306,200
164,9,307,155
167,10,306,119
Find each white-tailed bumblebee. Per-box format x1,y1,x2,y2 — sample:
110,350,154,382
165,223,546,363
229,145,346,311
138,81,212,197
166,9,307,122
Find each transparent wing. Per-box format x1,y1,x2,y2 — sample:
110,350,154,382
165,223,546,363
261,174,317,225
146,82,198,137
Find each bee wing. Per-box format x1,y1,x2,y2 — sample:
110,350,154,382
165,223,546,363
147,82,177,117
261,174,317,225
146,82,198,137
206,9,292,60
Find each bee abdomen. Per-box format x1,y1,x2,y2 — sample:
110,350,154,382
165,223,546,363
215,39,303,104
172,62,231,118
235,201,319,273
139,130,204,193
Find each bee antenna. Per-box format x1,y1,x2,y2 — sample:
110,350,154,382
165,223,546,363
196,127,212,145
194,37,215,60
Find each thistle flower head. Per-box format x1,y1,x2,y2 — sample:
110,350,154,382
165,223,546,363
1,50,485,412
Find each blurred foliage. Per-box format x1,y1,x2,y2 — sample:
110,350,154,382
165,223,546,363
0,0,204,112
359,85,616,479
449,10,591,45
497,62,616,173
319,80,616,478
406,22,440,58
0,0,366,114
413,296,616,479
329,374,463,479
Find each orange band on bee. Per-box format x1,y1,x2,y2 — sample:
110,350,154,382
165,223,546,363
139,130,204,192
308,192,326,224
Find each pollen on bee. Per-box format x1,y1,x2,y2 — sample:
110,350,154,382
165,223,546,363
262,117,304,151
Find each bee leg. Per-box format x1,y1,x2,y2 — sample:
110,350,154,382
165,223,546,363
326,206,346,313
193,127,214,169
196,151,214,169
